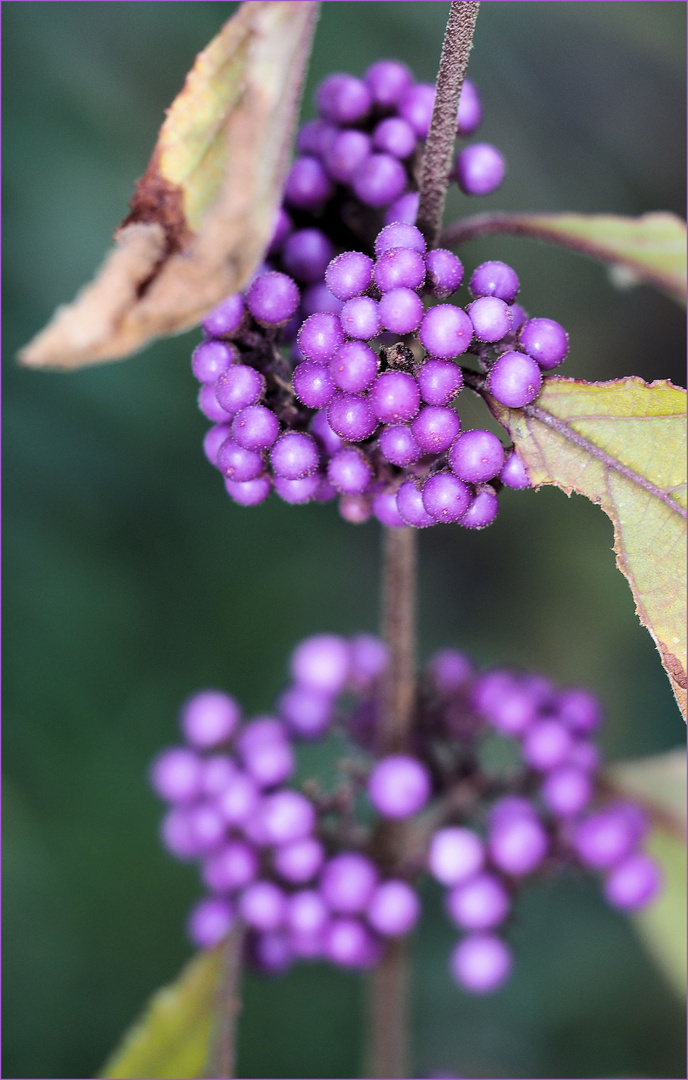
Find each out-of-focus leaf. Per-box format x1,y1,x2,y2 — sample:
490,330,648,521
19,1,319,370
606,750,686,997
440,212,687,305
98,947,222,1079
488,377,687,717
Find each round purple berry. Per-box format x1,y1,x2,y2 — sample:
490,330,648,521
518,317,569,370
270,431,319,480
398,82,435,138
422,472,472,523
541,765,593,818
239,880,287,932
340,296,382,340
368,880,420,937
450,934,512,994
428,827,484,885
488,814,548,876
384,192,419,226
417,358,463,406
298,312,346,364
274,474,322,505
378,287,424,334
327,392,378,442
180,690,240,749
274,838,324,885
469,261,519,303
246,271,300,327
603,853,661,911
499,449,530,489
411,405,461,454
202,841,259,893
487,351,542,408
373,116,417,159
446,872,510,931
291,633,350,695
201,293,245,339
284,155,333,210
459,487,499,530
456,78,482,136
293,361,336,409
368,754,431,819
259,790,315,846
329,340,378,393
282,228,334,285
192,340,235,383
455,143,505,196
372,490,407,528
396,479,435,527
188,896,235,949
326,251,374,302
215,365,266,417
424,248,464,299
150,747,202,803
217,438,265,483
198,383,233,423
374,247,426,292
428,649,472,694
375,222,426,258
379,424,422,467
224,475,272,507
324,129,371,184
320,852,378,914
468,296,513,343
419,304,473,358
327,447,374,495
449,429,505,483
364,59,413,108
369,371,421,424
231,404,280,451
352,153,407,208
316,73,372,125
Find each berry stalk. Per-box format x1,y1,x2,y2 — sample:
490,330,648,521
416,0,481,247
205,921,245,1080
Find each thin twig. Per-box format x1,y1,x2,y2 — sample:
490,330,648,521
205,923,245,1079
380,526,418,752
416,1,481,248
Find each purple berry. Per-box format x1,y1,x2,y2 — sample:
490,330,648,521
326,251,374,302
340,296,382,340
324,917,382,970
291,634,350,695
199,754,238,799
198,383,232,423
373,116,417,159
395,480,434,527
202,293,246,339
284,156,333,209
424,248,464,299
202,841,259,893
522,719,572,771
216,771,260,826
274,839,325,885
224,475,272,507
375,222,426,257
246,271,300,327
368,754,431,819
555,688,602,735
150,747,202,803
181,690,240,749
293,361,336,409
282,228,334,285
310,409,343,455
459,487,499,530
329,340,378,393
374,247,426,292
302,282,343,317
278,685,333,740
327,392,379,442
349,635,388,690
398,82,435,138
449,429,505,483
419,305,473,358
215,365,265,416
488,796,539,831
487,351,542,408
186,801,226,854
384,192,420,226
364,59,413,108
298,312,346,364
259,790,315,845
324,129,371,184
446,872,510,931
469,261,519,303
217,438,265,483
368,880,420,937
320,852,378,914
267,207,293,255
372,490,407,528
352,153,407,208
456,78,482,136
518,317,569,370
192,340,235,383
450,934,512,994
378,288,424,334
572,808,639,870
369,371,421,424
285,888,329,937
339,493,372,524
231,404,280,451
238,880,287,932
468,296,513,343
270,432,319,480
541,765,593,818
428,827,484,885
203,423,231,467
422,472,471,523
296,118,338,159
417,358,463,406
251,930,293,975
603,854,661,911
188,896,235,948
316,73,372,125
428,649,472,694
327,447,374,495
455,143,505,196
411,405,461,454
488,814,548,876
274,474,321,505
379,424,422,467
237,718,294,789
499,449,530,489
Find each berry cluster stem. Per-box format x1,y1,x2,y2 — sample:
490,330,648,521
416,0,481,248
381,526,418,753
206,922,245,1079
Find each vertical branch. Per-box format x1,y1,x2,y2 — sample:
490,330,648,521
380,526,418,752
416,1,481,249
367,7,481,1075
205,923,245,1080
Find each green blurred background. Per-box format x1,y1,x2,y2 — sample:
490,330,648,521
3,3,686,1077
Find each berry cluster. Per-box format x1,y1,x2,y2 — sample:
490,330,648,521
193,60,568,528
151,635,660,994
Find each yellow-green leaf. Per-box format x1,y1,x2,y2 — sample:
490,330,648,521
489,377,687,717
98,947,222,1079
19,1,319,370
606,750,686,997
440,212,687,305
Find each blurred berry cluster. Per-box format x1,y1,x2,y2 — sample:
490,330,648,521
193,61,569,527
151,634,660,995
